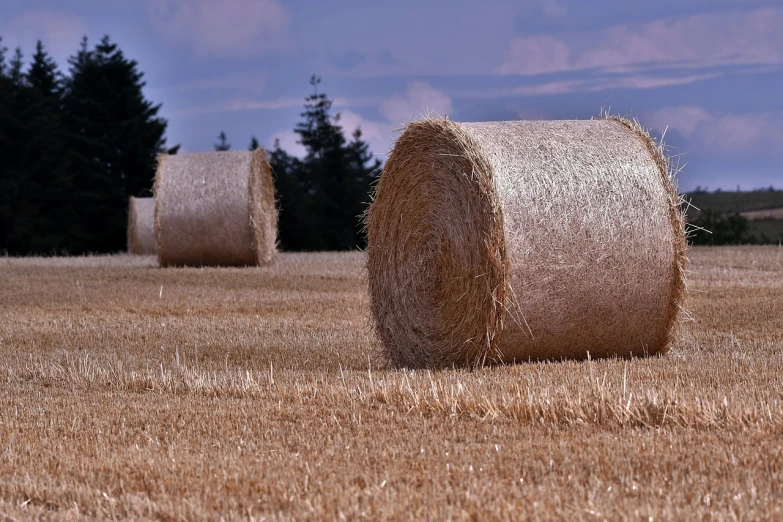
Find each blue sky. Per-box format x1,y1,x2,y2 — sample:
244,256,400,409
1,0,781,191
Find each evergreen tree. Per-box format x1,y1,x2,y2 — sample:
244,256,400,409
0,40,13,250
29,42,76,251
274,76,380,251
248,135,260,151
0,46,30,252
214,131,230,151
62,35,174,253
0,44,72,254
8,47,23,85
6,41,75,253
27,41,60,96
268,139,318,250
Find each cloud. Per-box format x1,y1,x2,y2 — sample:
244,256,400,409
332,49,398,73
600,73,722,90
535,0,568,18
498,36,572,75
338,110,397,158
171,96,303,117
647,106,712,138
171,92,390,120
347,82,453,157
648,106,783,157
701,114,781,155
161,73,266,93
268,130,306,158
499,7,782,76
0,9,88,66
147,0,291,57
379,81,454,124
453,71,720,101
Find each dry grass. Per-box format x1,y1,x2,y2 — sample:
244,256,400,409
741,207,783,221
0,247,782,520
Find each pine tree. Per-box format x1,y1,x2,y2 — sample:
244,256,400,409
27,41,60,96
8,41,76,253
273,76,379,251
268,139,316,250
29,41,76,251
248,136,260,151
8,47,23,86
62,35,175,253
0,39,12,250
0,45,69,253
214,131,230,151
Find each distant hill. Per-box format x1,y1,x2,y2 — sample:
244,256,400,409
682,188,783,244
684,188,783,216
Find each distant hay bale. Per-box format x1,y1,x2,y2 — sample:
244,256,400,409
366,116,687,369
127,197,157,255
154,149,277,267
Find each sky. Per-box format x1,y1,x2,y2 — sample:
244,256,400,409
1,0,781,191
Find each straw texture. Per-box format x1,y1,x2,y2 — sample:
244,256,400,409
154,149,277,267
127,197,157,255
366,117,687,369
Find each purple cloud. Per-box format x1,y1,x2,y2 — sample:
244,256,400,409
498,36,571,76
649,106,783,157
170,96,303,118
146,0,291,57
500,7,782,75
379,81,454,124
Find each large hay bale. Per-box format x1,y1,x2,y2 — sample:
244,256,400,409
127,197,157,255
154,149,277,267
366,117,687,368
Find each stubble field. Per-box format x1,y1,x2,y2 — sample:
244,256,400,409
1,247,782,520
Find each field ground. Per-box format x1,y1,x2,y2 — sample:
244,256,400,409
1,247,782,520
740,207,783,221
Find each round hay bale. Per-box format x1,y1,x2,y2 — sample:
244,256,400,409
366,116,687,369
127,196,157,255
154,149,277,267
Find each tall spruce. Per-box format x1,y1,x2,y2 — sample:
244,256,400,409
24,42,74,253
0,47,30,253
268,139,317,250
0,40,13,251
0,43,71,254
62,35,173,253
273,75,380,251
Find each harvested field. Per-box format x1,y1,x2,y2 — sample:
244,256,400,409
1,247,782,520
741,207,783,221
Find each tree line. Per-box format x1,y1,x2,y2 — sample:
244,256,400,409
0,37,378,255
0,36,174,254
